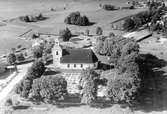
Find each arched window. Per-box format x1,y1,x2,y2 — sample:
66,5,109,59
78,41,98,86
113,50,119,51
74,64,76,68
67,64,70,68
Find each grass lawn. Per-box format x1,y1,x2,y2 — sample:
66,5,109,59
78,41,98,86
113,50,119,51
0,30,32,56
5,0,146,35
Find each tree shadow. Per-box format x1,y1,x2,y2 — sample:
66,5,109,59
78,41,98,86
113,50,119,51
90,98,113,109
52,94,83,108
87,22,96,26
16,59,34,65
45,59,53,65
54,96,113,109
13,105,30,110
43,70,61,76
97,62,114,71
55,103,84,108
131,53,167,113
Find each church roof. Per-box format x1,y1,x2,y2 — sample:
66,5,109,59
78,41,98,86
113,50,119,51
60,48,98,64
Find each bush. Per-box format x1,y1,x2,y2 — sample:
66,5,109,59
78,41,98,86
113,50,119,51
30,76,67,102
59,27,72,41
64,12,90,26
102,4,116,11
19,13,47,22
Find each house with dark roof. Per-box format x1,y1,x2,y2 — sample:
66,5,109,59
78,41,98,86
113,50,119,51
52,39,98,69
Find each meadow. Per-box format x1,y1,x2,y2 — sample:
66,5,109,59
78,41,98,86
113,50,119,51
0,0,145,56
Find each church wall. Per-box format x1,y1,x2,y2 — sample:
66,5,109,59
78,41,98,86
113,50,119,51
59,63,97,69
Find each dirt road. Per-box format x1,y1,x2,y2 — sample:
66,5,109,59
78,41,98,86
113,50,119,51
0,63,32,106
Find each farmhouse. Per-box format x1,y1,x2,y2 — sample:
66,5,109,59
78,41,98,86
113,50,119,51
52,39,98,69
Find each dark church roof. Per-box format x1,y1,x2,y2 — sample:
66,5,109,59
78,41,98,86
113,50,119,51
60,48,98,63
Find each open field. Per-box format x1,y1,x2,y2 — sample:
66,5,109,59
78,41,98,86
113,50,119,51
8,1,146,34
0,0,146,55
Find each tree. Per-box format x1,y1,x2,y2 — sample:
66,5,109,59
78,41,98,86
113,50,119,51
81,79,97,105
32,45,44,59
81,16,89,26
95,36,106,55
59,27,72,41
80,69,99,105
7,53,17,72
64,12,90,26
96,27,103,36
107,70,140,103
106,37,141,104
30,76,67,102
117,52,139,73
26,59,45,80
15,59,45,98
123,17,135,31
37,13,45,20
121,39,139,56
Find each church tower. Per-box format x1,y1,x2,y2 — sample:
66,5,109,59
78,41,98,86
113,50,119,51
52,38,62,67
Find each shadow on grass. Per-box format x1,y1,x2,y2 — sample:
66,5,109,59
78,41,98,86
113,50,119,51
131,54,167,113
13,105,30,110
55,95,113,109
43,70,61,76
16,59,34,65
87,22,96,26
67,22,96,26
45,59,53,65
90,98,113,109
55,103,84,108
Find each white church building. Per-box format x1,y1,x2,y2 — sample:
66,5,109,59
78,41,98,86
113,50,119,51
52,39,98,69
